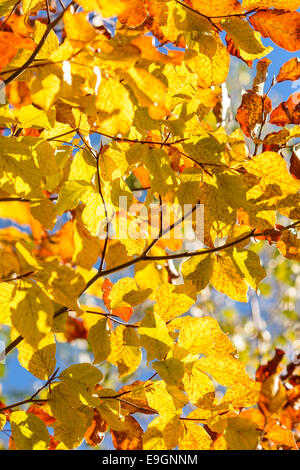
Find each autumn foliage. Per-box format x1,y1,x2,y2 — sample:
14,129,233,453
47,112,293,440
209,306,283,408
0,0,300,451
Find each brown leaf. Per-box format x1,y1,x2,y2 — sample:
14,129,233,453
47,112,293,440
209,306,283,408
64,316,88,343
262,129,290,152
236,91,272,137
250,9,300,52
256,348,285,382
111,415,143,450
290,151,300,180
84,409,108,447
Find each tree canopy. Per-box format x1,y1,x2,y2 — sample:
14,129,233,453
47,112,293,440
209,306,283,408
0,0,300,451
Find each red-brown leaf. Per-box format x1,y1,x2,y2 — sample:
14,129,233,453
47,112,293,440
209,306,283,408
270,92,300,126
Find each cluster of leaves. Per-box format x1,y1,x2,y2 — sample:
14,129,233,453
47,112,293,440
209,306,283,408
0,0,300,451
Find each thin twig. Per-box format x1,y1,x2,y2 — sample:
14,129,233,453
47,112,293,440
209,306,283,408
84,309,138,328
0,368,59,413
92,129,189,147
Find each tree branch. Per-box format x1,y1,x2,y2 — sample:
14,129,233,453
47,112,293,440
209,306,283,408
3,1,76,86
3,218,300,356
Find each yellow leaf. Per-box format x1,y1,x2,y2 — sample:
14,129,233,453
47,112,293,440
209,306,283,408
265,421,298,450
81,190,110,237
145,381,180,420
17,105,54,129
59,362,102,385
221,17,273,61
245,151,300,204
138,311,173,362
11,280,53,348
73,216,101,270
96,388,126,431
143,415,185,450
31,69,61,111
222,381,261,408
59,364,102,407
197,354,254,387
109,277,152,309
10,411,50,450
183,362,215,407
64,11,97,45
76,0,126,16
0,0,19,16
185,33,230,87
0,136,43,198
17,333,56,380
232,248,266,291
177,316,236,356
0,281,17,325
225,417,261,450
211,252,248,302
0,413,5,430
153,358,184,386
34,260,85,310
179,421,212,450
96,77,134,135
49,382,86,425
154,282,195,323
181,254,214,292
55,180,90,216
51,397,93,449
135,262,168,299
107,325,141,377
88,318,111,364
120,67,168,119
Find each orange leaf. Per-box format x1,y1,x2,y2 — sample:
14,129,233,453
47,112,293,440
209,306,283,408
27,405,56,426
277,57,300,83
111,415,143,450
250,10,300,52
118,0,148,27
58,221,75,262
265,421,298,449
190,0,243,17
0,32,35,72
6,81,32,108
132,166,151,189
102,278,134,322
270,92,300,127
